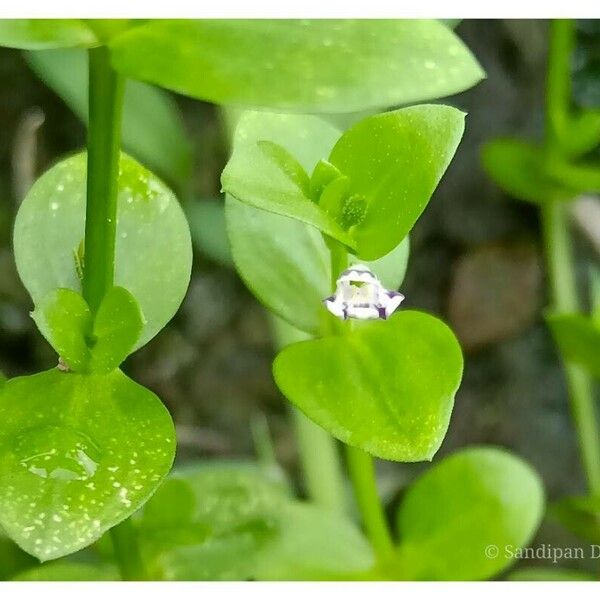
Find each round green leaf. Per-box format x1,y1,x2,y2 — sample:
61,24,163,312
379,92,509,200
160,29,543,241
482,139,578,204
547,312,600,379
109,20,483,112
0,20,98,49
14,153,192,349
0,369,175,561
227,196,409,335
273,311,463,461
328,104,465,260
395,447,545,581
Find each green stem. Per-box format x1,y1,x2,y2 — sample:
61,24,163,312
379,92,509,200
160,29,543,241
270,315,347,513
546,20,573,148
292,408,347,513
82,46,125,313
345,445,395,562
542,19,600,495
541,202,600,494
110,519,148,581
83,47,147,579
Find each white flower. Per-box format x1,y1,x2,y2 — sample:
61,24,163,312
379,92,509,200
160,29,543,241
322,264,404,321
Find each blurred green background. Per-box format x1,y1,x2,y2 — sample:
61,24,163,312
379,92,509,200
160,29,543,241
0,19,598,574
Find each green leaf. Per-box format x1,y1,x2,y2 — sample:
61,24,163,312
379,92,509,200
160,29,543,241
328,104,465,260
25,48,192,187
551,495,600,544
227,196,409,335
186,198,233,268
252,502,374,580
109,20,483,112
13,561,118,581
89,286,144,374
142,462,373,581
31,287,144,374
273,311,463,461
224,110,409,333
0,20,98,49
547,313,600,379
14,153,192,350
222,142,353,248
482,139,578,204
31,288,92,371
508,568,595,581
395,447,544,581
0,369,175,561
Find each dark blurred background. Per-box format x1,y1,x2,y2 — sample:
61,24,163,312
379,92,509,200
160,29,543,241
0,19,599,572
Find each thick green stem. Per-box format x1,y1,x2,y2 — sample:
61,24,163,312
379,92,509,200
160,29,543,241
110,519,148,581
82,46,125,313
83,47,146,579
345,445,395,562
541,202,600,494
542,19,600,495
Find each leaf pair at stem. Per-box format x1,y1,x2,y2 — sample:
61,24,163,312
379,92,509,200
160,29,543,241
32,286,143,374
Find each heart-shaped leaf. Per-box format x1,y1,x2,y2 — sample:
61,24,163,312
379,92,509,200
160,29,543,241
0,20,98,49
273,311,463,461
0,368,175,561
547,312,600,379
25,48,193,188
227,196,409,335
14,153,192,350
109,20,483,112
395,447,545,580
327,104,465,260
482,139,579,204
32,286,144,374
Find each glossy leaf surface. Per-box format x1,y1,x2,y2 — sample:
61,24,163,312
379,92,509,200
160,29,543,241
0,369,175,561
273,311,463,461
396,447,544,580
109,19,484,112
14,153,192,349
